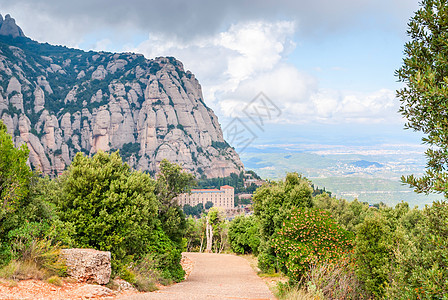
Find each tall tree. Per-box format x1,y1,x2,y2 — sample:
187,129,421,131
155,159,196,245
396,0,448,196
54,151,159,263
0,120,32,221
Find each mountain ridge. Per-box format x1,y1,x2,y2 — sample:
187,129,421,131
0,15,243,177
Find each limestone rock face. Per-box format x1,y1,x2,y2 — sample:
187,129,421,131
0,16,244,177
60,248,111,285
0,14,25,38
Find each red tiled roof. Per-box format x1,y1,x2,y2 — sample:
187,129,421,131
220,185,234,189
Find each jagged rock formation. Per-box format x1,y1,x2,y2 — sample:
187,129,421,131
0,14,25,38
0,15,243,177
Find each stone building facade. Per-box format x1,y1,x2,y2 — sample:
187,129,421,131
177,185,234,209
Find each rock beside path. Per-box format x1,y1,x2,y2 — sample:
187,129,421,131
61,248,111,285
74,284,114,298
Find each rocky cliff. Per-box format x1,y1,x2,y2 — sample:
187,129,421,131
0,14,243,177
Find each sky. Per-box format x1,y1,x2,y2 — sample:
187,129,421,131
0,0,424,152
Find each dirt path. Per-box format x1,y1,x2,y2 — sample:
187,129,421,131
119,252,276,300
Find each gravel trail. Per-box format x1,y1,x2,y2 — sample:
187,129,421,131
119,252,276,300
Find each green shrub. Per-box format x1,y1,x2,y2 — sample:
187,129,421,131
272,207,354,281
386,201,448,299
228,215,260,255
53,151,159,267
146,225,185,283
354,212,392,298
253,173,313,273
120,267,136,284
312,193,370,232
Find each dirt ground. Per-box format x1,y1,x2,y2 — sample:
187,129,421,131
119,252,276,300
0,253,275,300
0,254,194,300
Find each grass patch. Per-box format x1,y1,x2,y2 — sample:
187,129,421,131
134,274,158,292
276,282,315,300
0,260,47,280
105,280,120,291
47,275,63,286
117,255,165,292
259,273,283,278
0,239,66,281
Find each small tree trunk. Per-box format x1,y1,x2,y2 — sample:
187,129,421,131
219,231,225,253
206,218,213,253
199,235,204,253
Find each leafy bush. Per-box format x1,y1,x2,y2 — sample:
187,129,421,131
386,201,448,299
146,225,185,282
183,203,203,217
353,212,392,298
228,215,260,255
253,173,313,273
53,151,159,266
272,207,354,281
313,193,370,232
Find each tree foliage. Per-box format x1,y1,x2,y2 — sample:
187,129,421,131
184,216,206,252
53,151,159,264
313,193,370,232
228,215,260,255
155,159,196,245
0,124,67,268
183,203,204,218
396,0,448,196
0,121,32,221
354,212,393,298
253,173,313,272
272,208,354,281
386,201,448,299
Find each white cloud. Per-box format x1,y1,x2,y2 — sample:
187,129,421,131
216,21,296,86
308,89,399,124
128,20,401,125
0,0,418,44
220,68,399,125
128,21,296,104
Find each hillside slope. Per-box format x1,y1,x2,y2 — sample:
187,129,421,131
0,14,243,177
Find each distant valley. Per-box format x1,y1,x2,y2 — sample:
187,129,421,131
240,143,441,207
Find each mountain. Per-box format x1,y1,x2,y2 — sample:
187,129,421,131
0,14,243,177
350,160,383,168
